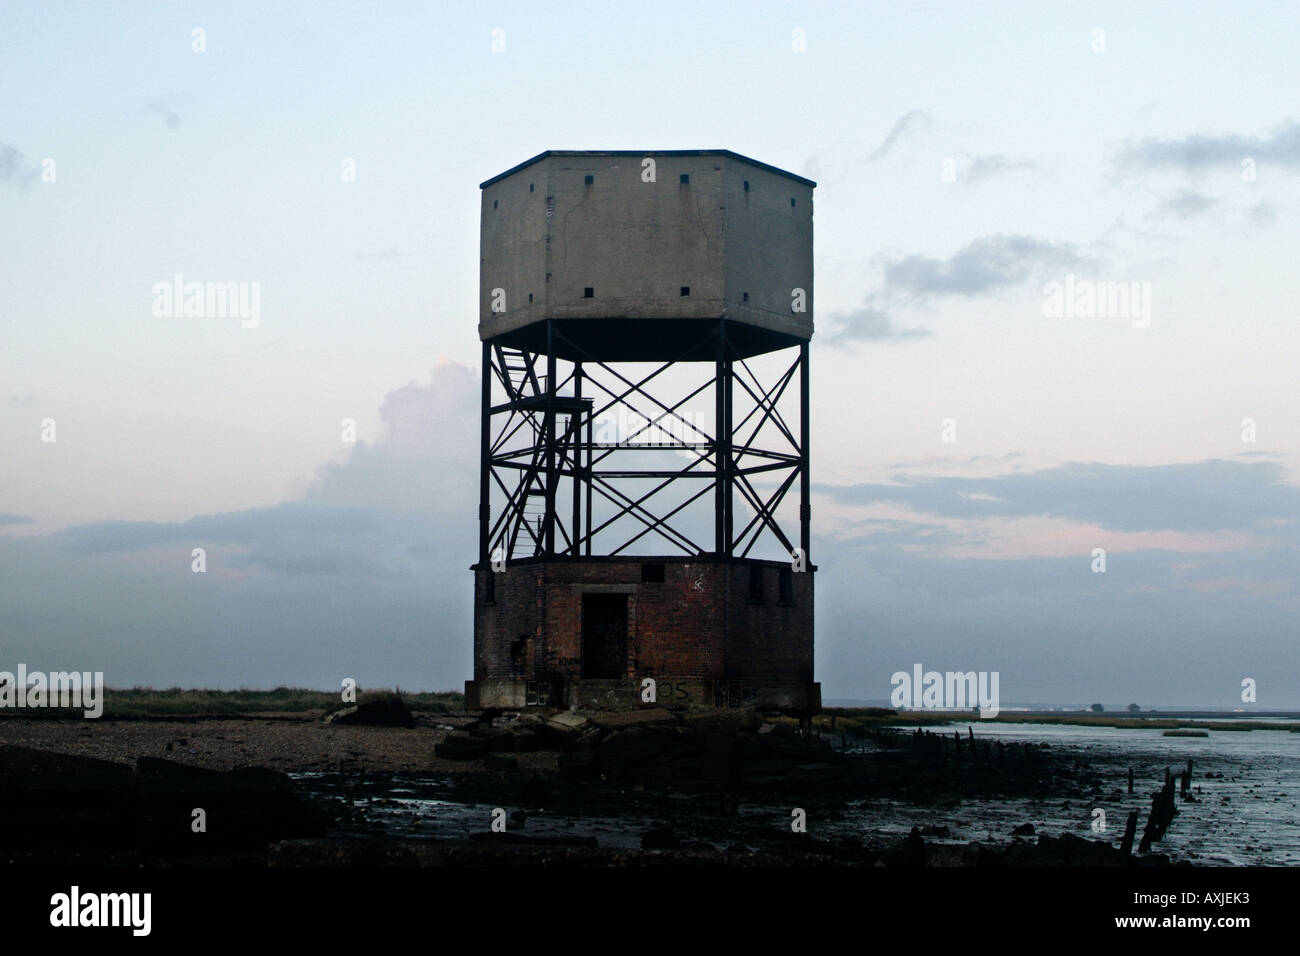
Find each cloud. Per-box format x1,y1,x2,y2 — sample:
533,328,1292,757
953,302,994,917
867,109,931,161
1149,189,1218,220
823,235,1087,347
1116,119,1300,170
812,459,1300,705
821,304,930,343
883,234,1087,296
814,524,1299,707
0,362,482,690
961,154,1037,184
304,358,479,514
0,143,41,186
818,459,1300,534
1249,200,1277,227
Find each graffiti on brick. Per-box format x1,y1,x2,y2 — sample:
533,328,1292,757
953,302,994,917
716,681,758,708
654,681,691,702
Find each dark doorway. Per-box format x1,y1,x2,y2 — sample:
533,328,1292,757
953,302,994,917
582,593,628,679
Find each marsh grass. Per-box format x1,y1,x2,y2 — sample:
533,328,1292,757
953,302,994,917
0,685,463,719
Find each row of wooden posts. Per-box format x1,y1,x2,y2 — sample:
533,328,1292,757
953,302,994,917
831,720,1192,856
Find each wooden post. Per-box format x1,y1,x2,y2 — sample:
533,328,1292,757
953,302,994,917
1119,810,1138,856
1180,759,1193,796
1128,766,1134,794
1139,773,1179,853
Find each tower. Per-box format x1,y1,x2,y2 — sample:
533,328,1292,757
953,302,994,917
466,150,818,712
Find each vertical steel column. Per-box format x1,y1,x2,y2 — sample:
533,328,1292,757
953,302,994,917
479,340,491,567
723,350,733,555
584,399,593,557
714,320,733,556
544,321,557,555
571,360,583,555
799,341,810,560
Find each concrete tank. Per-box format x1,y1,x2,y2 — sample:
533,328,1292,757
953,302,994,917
478,150,814,361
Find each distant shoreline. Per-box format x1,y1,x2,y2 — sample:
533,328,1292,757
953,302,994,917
0,688,1295,733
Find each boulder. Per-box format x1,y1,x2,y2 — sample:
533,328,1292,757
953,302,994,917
589,708,679,731
546,712,590,732
0,746,328,859
323,692,415,728
681,707,762,735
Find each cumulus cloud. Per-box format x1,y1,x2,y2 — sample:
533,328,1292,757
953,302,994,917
823,235,1087,347
821,304,931,343
0,362,481,690
883,235,1088,296
1116,119,1300,170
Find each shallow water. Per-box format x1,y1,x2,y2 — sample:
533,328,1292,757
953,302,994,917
867,721,1300,865
292,720,1299,865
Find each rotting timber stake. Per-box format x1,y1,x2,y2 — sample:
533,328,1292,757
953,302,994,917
1138,769,1178,853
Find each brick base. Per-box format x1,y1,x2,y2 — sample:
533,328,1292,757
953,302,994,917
470,555,815,710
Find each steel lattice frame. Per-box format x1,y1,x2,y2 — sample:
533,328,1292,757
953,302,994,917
478,319,810,566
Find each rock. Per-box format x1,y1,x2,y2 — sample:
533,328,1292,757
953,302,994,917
589,708,679,731
1034,832,1127,866
1011,823,1036,836
505,725,550,752
484,753,519,773
596,727,675,777
323,692,415,728
882,826,927,866
681,707,762,735
546,712,590,732
0,746,328,859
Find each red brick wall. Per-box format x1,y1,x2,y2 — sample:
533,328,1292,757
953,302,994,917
474,558,813,686
723,563,814,681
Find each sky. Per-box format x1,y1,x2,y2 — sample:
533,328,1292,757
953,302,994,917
2,1,1298,708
